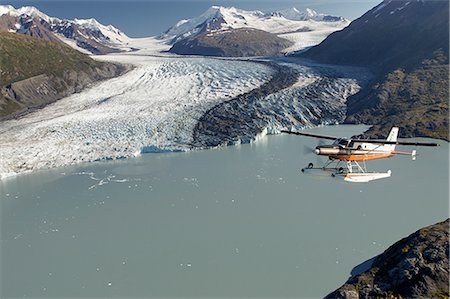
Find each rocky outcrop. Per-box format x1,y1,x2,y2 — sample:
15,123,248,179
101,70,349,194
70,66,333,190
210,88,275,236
326,219,449,299
169,28,293,57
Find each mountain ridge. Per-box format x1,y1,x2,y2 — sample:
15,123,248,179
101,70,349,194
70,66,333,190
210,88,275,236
0,5,133,54
300,0,448,73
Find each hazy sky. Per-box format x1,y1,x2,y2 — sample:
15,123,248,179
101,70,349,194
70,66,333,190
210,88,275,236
3,0,381,37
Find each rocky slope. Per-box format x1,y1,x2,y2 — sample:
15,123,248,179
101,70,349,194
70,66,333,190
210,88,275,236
169,28,293,57
0,32,127,119
347,61,449,140
326,219,449,299
299,0,449,140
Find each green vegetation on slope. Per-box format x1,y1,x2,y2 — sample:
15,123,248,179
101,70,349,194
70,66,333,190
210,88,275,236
0,32,125,118
347,56,449,140
0,31,102,86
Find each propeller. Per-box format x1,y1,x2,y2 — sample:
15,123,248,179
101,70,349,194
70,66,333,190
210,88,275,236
303,144,315,155
303,139,327,155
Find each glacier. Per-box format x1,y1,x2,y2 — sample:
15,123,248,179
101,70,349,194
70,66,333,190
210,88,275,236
0,48,370,179
192,59,370,147
0,54,273,179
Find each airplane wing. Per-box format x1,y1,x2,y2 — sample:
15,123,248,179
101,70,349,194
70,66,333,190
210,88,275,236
349,139,439,147
281,130,337,141
281,130,439,146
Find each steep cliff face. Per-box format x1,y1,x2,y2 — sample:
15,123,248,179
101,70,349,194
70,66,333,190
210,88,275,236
326,219,449,299
0,32,128,119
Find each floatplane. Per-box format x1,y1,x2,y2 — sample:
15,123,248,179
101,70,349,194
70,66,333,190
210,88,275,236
281,127,439,183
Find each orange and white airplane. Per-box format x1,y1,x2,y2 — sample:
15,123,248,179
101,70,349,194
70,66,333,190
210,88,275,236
281,127,439,182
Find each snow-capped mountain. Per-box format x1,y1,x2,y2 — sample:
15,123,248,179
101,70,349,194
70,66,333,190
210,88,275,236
160,6,349,53
270,7,346,22
0,5,132,54
161,6,263,43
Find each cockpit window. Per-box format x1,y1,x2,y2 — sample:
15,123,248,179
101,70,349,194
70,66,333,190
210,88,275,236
333,139,349,146
338,139,348,146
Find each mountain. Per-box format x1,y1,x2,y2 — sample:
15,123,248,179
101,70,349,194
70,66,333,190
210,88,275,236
162,6,349,56
326,219,449,298
0,32,127,118
0,5,133,54
299,0,449,140
300,0,449,73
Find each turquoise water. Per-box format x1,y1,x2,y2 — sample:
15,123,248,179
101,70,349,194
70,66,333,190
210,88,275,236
1,125,448,298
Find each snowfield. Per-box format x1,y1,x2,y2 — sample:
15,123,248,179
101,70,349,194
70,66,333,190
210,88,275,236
0,55,273,179
279,22,348,53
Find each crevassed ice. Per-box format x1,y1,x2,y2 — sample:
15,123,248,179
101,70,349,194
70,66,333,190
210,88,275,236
0,55,273,179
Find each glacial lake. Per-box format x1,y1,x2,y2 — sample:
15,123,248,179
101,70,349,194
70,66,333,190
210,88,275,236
1,125,448,298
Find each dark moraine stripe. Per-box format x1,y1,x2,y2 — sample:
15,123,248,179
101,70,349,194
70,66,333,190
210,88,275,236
191,62,299,147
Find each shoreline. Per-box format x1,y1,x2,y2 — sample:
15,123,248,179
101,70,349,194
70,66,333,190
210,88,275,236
3,124,446,182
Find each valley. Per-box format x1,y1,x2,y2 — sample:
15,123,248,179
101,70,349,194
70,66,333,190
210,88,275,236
0,1,448,298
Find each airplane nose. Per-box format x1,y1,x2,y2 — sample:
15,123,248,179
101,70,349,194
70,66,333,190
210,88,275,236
314,148,320,155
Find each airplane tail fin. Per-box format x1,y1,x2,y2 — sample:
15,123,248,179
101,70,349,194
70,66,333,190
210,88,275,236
386,127,399,150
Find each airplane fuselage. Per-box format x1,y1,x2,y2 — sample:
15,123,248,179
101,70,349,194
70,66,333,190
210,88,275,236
314,140,397,161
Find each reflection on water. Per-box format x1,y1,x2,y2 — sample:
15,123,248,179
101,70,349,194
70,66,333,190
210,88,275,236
1,125,448,298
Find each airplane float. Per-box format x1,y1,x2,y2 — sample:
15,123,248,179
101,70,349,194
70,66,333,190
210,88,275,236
281,127,439,183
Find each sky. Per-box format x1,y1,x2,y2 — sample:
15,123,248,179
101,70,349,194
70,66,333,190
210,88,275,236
2,0,381,37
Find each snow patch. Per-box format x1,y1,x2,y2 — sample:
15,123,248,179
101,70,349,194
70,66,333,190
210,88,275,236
0,5,20,17
56,34,93,54
390,1,411,15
